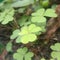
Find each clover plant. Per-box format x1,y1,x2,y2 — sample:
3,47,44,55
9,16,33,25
0,8,15,24
13,47,34,60
10,8,57,44
31,8,57,24
50,43,60,60
10,24,41,44
0,1,58,60
31,8,57,32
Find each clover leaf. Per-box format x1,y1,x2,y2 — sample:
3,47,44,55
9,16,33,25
31,16,46,23
28,24,42,33
6,42,12,52
13,47,34,60
0,8,15,24
31,8,57,24
10,29,20,39
20,34,37,44
25,52,34,60
50,43,60,51
51,52,60,60
50,43,60,60
32,8,45,16
44,9,57,17
10,24,41,44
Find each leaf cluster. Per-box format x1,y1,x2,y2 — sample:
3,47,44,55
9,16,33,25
10,24,41,44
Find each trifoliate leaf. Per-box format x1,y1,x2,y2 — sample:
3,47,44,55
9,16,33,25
44,9,57,17
2,15,13,24
6,42,12,52
31,16,46,23
13,47,34,60
0,8,15,24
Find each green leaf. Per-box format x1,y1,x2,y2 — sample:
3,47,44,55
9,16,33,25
25,52,34,57
31,16,46,23
32,8,45,16
16,36,21,43
44,9,57,17
12,0,34,7
17,47,28,54
13,47,34,60
0,8,15,24
21,34,37,44
51,43,60,60
2,15,13,24
20,26,28,35
10,29,20,39
6,42,12,52
51,52,60,60
50,43,60,51
13,53,23,60
29,24,42,33
25,52,34,60
11,24,41,44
